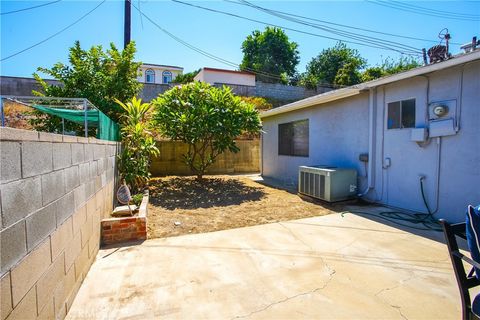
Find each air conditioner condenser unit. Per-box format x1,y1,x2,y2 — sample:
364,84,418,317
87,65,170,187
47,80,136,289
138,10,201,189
298,165,357,202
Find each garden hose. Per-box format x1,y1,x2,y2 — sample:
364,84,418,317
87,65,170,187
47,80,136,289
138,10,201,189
343,176,442,232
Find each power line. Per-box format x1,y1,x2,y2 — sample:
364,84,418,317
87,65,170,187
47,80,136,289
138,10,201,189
1,1,106,62
224,0,462,46
171,0,422,56
235,0,422,54
387,1,480,19
1,0,62,15
128,0,286,81
368,0,480,21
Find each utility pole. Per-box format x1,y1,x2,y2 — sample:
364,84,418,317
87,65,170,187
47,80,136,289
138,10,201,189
124,0,131,49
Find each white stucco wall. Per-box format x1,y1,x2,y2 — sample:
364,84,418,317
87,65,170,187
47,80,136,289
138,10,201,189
194,69,255,86
261,60,480,222
137,65,182,84
427,62,480,221
368,63,480,221
261,93,370,187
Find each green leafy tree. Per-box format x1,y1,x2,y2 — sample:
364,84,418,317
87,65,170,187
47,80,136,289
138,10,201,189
361,56,421,82
240,27,299,84
115,97,159,193
153,82,262,180
173,69,200,84
33,41,142,123
301,42,366,88
381,56,421,74
360,66,385,82
334,61,363,87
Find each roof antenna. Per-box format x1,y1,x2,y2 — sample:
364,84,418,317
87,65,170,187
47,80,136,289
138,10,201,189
443,30,451,57
427,28,452,64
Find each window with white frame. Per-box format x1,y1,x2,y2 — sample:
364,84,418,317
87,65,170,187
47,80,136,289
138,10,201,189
145,69,155,83
387,98,416,129
162,71,173,84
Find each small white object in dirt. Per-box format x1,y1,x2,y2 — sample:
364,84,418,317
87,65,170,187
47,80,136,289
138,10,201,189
112,205,138,217
174,221,182,226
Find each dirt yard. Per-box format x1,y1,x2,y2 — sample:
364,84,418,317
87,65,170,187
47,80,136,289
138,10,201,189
147,175,342,238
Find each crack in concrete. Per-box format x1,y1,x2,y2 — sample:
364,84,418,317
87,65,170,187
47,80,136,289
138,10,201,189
231,287,322,319
277,222,337,282
278,222,315,252
397,306,409,320
374,273,416,298
333,238,358,253
374,274,416,320
231,238,337,320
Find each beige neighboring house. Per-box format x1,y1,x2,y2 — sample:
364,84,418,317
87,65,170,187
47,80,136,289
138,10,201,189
194,67,255,86
137,63,183,84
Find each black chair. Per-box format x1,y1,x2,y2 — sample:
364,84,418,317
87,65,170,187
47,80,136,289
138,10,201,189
440,219,480,320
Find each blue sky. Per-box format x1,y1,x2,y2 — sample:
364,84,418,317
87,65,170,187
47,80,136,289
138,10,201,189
1,0,479,78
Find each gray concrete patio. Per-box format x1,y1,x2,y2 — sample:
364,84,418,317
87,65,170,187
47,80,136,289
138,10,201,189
67,209,461,319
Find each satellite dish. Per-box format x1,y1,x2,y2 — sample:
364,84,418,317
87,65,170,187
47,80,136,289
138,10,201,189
117,180,133,214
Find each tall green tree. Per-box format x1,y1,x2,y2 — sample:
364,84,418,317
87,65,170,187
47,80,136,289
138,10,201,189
240,27,299,84
153,82,261,180
173,69,200,84
361,56,421,82
301,42,366,88
33,41,142,122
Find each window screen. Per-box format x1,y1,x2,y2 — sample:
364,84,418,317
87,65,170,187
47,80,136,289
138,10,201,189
278,119,309,157
387,99,415,129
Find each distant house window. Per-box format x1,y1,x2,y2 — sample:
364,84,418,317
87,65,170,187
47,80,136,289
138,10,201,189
387,99,416,129
278,119,309,157
162,71,173,84
145,69,155,83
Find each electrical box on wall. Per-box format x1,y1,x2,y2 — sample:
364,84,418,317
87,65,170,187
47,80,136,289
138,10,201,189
428,99,458,137
430,118,456,137
428,99,457,121
411,127,428,142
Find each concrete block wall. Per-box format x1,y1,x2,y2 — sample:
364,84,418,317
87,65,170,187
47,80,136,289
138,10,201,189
213,83,256,97
0,76,61,96
150,140,260,176
138,83,172,102
255,82,318,101
214,82,320,102
0,76,169,103
0,127,118,320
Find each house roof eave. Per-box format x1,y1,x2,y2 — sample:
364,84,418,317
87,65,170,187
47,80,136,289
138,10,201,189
260,50,480,119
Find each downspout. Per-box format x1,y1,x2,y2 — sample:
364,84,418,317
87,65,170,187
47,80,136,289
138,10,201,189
418,74,441,215
260,130,264,176
359,87,376,197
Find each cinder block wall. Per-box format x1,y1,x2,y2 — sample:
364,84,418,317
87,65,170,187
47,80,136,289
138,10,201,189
150,140,260,176
0,127,118,320
255,82,318,101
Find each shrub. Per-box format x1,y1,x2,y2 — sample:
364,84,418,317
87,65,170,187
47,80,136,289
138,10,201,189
238,96,272,111
153,82,262,180
131,193,144,207
115,97,159,193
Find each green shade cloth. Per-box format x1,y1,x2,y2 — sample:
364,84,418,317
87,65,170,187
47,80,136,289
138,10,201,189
32,104,119,141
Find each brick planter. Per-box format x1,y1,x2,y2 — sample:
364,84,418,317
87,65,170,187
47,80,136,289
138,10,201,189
101,191,148,245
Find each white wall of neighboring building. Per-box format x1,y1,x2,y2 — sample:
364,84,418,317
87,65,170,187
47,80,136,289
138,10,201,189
194,68,255,86
137,64,183,84
261,59,480,222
